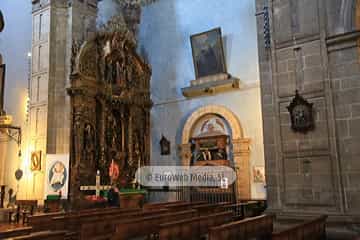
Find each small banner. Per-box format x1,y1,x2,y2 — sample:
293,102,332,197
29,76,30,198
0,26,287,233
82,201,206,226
44,154,69,199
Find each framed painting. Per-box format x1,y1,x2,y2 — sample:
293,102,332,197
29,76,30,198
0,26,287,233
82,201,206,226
44,154,69,199
160,135,170,155
190,27,227,78
30,150,42,171
253,166,265,183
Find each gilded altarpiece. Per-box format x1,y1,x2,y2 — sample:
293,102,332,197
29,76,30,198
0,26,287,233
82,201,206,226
68,30,152,206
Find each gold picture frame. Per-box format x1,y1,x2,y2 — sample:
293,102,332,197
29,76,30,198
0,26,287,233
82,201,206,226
30,151,42,171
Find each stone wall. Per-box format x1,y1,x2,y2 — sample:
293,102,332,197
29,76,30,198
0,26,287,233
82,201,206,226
256,0,360,220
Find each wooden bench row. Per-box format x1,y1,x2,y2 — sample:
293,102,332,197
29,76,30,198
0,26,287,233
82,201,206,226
208,214,328,240
26,200,216,239
272,215,328,240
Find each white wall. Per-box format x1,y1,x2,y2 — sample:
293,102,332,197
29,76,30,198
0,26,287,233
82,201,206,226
0,0,33,200
138,0,265,198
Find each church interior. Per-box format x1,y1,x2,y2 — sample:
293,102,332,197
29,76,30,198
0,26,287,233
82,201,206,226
0,0,359,239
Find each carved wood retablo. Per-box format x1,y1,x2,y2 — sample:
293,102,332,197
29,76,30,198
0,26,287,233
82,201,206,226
68,29,152,207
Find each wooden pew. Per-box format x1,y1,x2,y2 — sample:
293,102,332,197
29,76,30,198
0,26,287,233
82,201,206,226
0,227,32,239
28,212,65,232
143,200,185,209
110,209,197,240
4,230,67,240
52,207,143,231
271,215,327,240
208,214,274,240
56,208,168,239
158,201,207,212
219,202,261,220
191,202,230,216
158,211,233,240
15,200,38,224
28,206,125,232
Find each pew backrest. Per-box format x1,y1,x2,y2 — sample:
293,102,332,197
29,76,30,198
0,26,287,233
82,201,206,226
159,211,233,240
208,214,274,240
28,212,65,232
271,215,327,240
143,200,185,209
5,230,67,240
113,209,197,240
0,227,32,239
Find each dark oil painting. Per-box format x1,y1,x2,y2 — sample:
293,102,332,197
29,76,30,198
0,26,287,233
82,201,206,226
190,27,227,78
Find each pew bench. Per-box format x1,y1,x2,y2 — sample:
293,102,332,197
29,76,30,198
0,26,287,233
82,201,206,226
162,201,208,212
272,215,327,240
28,212,65,232
112,209,197,240
143,200,185,210
208,214,274,240
191,202,230,216
4,230,68,240
158,211,233,240
52,207,144,232
56,208,169,239
0,226,32,239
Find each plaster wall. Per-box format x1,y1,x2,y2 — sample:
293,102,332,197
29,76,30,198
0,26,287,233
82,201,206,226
139,0,265,199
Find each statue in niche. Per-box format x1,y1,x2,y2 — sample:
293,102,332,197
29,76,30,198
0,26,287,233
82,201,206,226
103,33,130,88
196,149,212,161
83,123,96,168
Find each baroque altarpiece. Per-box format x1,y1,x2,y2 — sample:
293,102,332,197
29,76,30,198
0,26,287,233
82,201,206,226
67,23,152,205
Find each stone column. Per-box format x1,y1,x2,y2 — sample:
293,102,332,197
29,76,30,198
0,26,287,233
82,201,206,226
0,133,7,186
180,143,192,166
233,138,251,200
179,143,192,201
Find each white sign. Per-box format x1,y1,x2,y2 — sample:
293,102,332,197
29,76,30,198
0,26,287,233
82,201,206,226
0,115,12,125
44,154,69,199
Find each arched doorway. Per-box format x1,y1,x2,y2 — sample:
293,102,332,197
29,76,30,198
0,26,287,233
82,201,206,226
180,105,251,201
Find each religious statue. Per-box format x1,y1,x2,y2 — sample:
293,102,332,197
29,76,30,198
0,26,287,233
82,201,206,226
196,149,212,161
7,188,16,208
214,148,227,160
83,123,96,167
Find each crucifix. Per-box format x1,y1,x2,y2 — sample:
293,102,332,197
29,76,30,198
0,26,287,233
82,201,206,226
80,170,111,197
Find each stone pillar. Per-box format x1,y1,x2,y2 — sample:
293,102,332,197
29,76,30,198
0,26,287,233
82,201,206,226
179,143,192,201
180,143,192,166
0,137,6,186
233,138,251,200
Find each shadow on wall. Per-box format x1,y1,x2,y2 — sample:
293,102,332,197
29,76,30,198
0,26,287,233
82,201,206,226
139,0,184,165
97,0,122,27
139,0,182,102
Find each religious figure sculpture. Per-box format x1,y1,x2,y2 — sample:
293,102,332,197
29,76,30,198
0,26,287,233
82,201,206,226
83,123,96,167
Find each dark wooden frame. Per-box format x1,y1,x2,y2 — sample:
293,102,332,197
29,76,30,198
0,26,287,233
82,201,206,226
287,90,314,133
190,27,227,78
0,10,4,32
160,135,170,155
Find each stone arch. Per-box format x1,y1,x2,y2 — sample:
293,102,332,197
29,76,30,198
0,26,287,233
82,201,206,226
180,105,251,199
181,105,244,144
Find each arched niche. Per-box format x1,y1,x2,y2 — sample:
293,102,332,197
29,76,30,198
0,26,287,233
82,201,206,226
180,105,251,199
